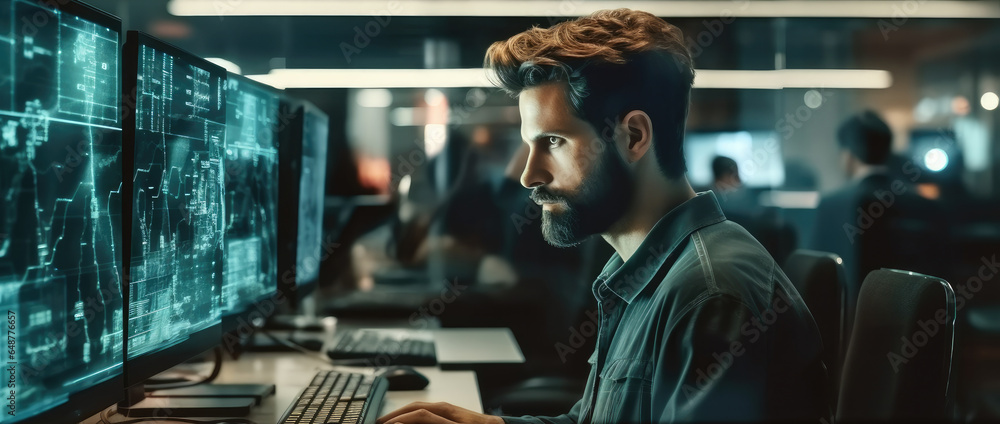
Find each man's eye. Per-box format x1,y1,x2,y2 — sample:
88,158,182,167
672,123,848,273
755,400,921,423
548,136,562,147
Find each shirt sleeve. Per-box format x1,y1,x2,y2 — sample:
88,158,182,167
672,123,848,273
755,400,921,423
499,397,583,424
652,293,769,422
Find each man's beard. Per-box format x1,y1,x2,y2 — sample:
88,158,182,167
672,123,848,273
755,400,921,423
531,149,634,247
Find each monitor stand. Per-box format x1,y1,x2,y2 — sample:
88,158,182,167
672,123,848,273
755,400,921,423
118,384,255,418
267,313,331,332
144,345,277,405
147,383,276,405
265,293,336,332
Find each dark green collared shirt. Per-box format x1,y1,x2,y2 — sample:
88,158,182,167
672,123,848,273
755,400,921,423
502,191,829,423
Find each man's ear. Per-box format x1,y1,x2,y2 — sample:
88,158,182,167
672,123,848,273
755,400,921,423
618,110,653,164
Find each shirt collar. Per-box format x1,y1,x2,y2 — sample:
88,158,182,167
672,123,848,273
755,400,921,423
592,191,727,304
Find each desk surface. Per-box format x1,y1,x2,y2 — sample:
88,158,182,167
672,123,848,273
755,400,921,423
239,352,483,422
87,351,482,423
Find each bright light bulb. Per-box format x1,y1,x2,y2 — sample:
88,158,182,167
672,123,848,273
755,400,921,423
924,148,949,172
981,92,999,111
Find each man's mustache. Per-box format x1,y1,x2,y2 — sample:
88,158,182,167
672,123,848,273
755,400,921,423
531,187,567,204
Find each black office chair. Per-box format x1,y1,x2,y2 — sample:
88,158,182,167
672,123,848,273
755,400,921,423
837,269,957,422
782,249,847,406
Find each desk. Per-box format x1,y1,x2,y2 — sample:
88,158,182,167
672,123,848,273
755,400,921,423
86,351,482,423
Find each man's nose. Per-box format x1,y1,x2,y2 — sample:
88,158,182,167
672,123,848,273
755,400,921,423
520,148,552,188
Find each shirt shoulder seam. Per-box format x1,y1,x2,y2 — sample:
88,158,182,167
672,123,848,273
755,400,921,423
691,229,718,293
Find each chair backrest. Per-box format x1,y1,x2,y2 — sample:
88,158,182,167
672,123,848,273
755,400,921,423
782,249,847,404
837,269,956,422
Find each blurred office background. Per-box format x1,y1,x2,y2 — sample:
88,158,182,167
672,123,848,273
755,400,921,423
90,0,1000,418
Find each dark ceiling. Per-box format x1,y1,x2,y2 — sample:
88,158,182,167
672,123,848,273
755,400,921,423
81,0,1000,78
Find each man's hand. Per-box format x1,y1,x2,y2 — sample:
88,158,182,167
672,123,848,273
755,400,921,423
376,402,504,424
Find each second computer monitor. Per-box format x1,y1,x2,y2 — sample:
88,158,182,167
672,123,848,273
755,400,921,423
220,73,280,331
276,100,328,309
122,30,226,387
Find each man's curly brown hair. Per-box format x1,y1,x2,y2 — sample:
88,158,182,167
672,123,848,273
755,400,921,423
485,9,695,178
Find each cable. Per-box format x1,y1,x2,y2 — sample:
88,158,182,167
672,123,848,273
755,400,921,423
144,347,224,391
258,330,400,368
258,330,334,365
100,406,259,424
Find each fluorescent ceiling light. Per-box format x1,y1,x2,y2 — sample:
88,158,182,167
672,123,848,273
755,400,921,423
246,68,891,90
694,69,892,89
356,88,393,107
249,68,493,89
205,57,242,75
170,0,1000,18
390,105,520,126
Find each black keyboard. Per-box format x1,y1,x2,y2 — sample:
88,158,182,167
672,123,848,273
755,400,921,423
326,330,437,366
279,370,388,424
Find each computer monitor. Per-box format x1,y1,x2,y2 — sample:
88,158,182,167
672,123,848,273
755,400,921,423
684,131,785,189
276,100,329,310
908,129,961,179
120,31,238,414
220,73,281,335
0,0,124,421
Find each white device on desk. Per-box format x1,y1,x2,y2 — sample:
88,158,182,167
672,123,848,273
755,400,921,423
325,327,525,368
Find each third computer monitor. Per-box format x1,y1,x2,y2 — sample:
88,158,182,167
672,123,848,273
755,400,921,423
277,100,328,309
121,30,226,389
0,0,124,421
220,72,281,332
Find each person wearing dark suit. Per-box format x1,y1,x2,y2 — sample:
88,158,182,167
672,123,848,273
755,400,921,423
811,110,940,334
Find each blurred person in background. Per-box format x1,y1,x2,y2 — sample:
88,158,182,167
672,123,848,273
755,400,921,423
811,110,943,333
711,155,742,192
711,155,756,215
379,8,828,424
350,127,518,288
812,110,894,269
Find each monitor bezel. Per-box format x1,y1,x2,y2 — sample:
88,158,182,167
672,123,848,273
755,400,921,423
11,1,126,422
220,72,285,335
121,29,227,389
297,101,329,299
275,99,329,310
